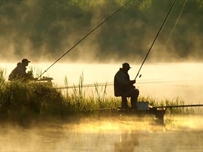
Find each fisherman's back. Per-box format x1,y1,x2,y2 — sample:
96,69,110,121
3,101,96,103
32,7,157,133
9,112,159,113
9,62,30,81
114,63,139,109
114,68,132,97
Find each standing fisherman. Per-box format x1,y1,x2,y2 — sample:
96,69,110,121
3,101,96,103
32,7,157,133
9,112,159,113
9,58,35,81
114,63,139,109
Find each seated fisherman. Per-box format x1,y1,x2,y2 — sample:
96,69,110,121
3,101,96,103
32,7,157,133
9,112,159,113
114,62,139,109
8,58,35,81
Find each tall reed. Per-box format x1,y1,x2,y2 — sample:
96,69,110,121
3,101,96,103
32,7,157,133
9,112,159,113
0,69,202,126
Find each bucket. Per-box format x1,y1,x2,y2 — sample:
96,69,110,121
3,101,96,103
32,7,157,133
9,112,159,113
136,102,149,110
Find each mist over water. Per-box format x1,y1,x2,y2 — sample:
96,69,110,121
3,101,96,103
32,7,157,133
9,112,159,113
0,0,202,103
1,1,203,151
1,115,203,152
1,3,201,106
1,62,203,104
0,0,202,63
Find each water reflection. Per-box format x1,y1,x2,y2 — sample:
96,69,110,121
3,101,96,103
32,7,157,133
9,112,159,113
114,130,139,152
1,115,203,151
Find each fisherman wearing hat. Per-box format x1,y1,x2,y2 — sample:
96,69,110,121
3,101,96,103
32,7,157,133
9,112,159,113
9,58,34,81
114,62,139,109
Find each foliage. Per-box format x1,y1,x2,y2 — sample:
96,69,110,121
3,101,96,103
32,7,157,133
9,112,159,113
0,71,120,125
0,70,202,126
0,0,202,62
0,81,66,125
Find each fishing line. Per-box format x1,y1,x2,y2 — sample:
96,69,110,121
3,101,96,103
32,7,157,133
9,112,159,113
56,79,196,90
135,0,177,80
159,0,188,58
37,0,132,79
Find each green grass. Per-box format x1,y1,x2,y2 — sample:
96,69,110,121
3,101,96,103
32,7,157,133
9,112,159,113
0,69,202,127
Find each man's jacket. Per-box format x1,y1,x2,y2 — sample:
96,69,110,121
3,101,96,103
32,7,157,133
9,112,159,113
114,68,134,97
8,62,30,81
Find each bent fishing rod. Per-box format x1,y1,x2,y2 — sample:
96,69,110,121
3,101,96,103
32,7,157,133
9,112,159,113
37,0,132,79
135,0,177,80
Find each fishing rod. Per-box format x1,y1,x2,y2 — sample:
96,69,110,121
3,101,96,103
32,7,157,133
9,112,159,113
37,0,132,79
153,104,203,109
159,0,188,58
56,79,195,90
135,0,177,80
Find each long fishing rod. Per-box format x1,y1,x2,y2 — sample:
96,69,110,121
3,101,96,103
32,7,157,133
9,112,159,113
135,0,177,80
154,104,203,109
38,0,132,79
159,0,188,58
56,79,195,90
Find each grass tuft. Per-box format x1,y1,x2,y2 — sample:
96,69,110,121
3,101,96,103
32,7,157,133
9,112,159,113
0,69,202,126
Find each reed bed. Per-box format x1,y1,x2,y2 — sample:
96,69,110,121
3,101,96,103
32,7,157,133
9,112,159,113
0,69,202,126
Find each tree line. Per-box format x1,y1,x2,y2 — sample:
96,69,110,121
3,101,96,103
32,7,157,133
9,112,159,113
0,0,202,63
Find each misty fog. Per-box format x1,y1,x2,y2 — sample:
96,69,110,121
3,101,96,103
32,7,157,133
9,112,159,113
0,0,202,105
1,115,203,152
0,0,202,63
1,62,203,104
1,1,203,151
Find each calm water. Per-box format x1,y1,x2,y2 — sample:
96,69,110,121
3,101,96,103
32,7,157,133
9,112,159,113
1,62,203,151
1,62,203,104
1,115,203,152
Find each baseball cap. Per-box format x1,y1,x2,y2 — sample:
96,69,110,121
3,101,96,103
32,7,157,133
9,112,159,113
22,58,31,63
122,62,131,69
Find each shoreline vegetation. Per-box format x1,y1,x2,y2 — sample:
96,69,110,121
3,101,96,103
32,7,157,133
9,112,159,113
0,0,203,63
0,69,202,127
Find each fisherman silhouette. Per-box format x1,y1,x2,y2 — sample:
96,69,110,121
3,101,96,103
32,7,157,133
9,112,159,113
8,58,35,81
114,62,139,109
